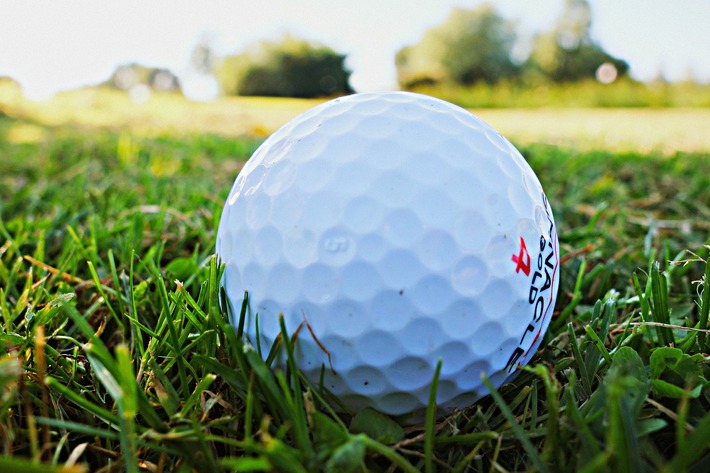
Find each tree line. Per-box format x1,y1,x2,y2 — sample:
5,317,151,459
106,0,628,99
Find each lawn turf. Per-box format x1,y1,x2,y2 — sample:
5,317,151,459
1,115,709,472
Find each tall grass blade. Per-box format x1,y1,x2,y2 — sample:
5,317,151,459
424,359,442,473
650,262,674,346
698,253,710,350
482,375,549,473
115,344,139,473
146,258,190,395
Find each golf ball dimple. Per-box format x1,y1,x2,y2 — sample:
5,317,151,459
217,91,560,418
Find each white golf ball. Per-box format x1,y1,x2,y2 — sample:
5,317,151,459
217,92,559,417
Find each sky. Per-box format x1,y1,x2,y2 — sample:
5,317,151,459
2,0,710,100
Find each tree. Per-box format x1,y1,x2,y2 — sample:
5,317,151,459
396,4,519,88
216,36,352,98
190,36,217,75
526,0,628,82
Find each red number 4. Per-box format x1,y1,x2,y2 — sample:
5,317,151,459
512,237,531,276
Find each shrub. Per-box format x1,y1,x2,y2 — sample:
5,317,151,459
217,36,352,98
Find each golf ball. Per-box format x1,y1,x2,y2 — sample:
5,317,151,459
217,92,559,417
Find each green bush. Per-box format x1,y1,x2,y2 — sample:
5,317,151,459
217,37,352,98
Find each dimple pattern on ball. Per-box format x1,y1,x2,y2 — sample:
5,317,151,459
217,92,560,417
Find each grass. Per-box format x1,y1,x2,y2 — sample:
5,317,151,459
4,83,710,154
409,78,710,109
1,98,710,472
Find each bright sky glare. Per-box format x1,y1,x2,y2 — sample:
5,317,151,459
2,0,709,100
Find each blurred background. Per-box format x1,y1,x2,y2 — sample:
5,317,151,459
1,0,709,151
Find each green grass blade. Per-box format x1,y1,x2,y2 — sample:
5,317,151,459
606,388,642,473
115,344,139,473
583,300,611,382
206,255,222,357
360,435,419,473
528,365,561,465
220,457,271,471
482,375,549,473
584,324,612,364
192,353,248,395
697,253,710,350
145,257,190,396
424,359,442,473
568,322,592,396
632,272,650,323
107,249,127,320
563,375,601,459
148,357,179,416
243,346,288,424
649,263,674,345
45,377,119,426
58,299,117,372
35,417,120,441
180,373,216,417
669,409,710,470
0,456,86,473
278,316,312,456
